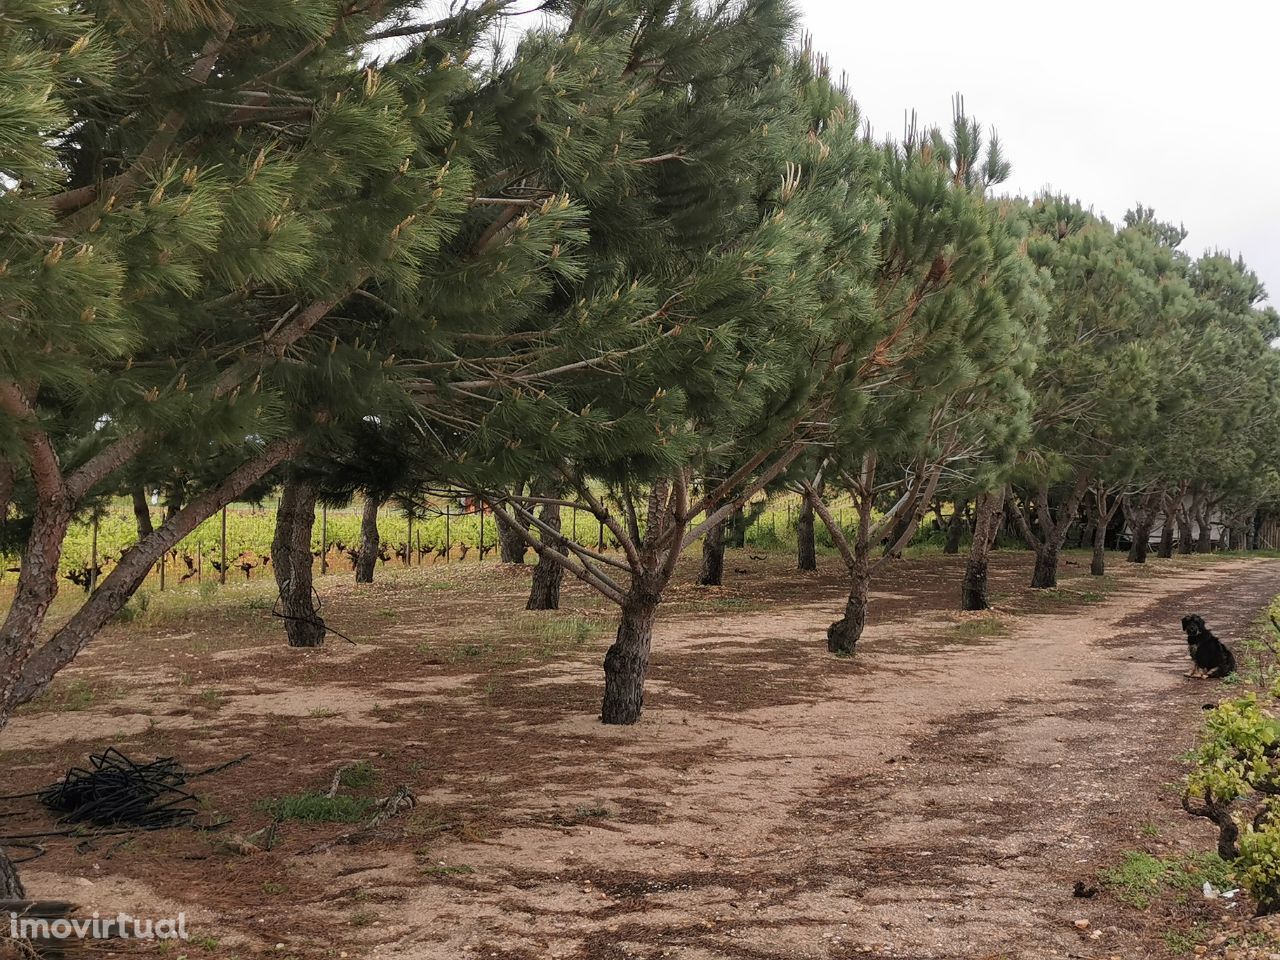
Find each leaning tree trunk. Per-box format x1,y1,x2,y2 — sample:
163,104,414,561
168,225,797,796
355,495,380,583
601,586,661,725
0,846,23,898
5,439,297,715
797,496,817,571
272,476,325,648
526,496,565,610
827,557,869,655
131,486,154,541
961,488,1005,610
698,518,725,586
943,501,968,555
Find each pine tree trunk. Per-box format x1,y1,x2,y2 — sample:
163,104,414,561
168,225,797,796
698,518,725,586
495,492,529,564
882,509,911,558
827,560,868,655
355,495,380,583
526,497,565,611
1178,514,1194,554
131,486,154,541
1198,502,1214,553
1091,510,1107,576
1127,525,1152,563
0,846,23,898
961,488,1004,610
1157,511,1175,559
272,476,324,647
943,501,967,555
797,496,817,571
0,498,74,721
726,506,746,548
1031,541,1060,588
601,588,660,725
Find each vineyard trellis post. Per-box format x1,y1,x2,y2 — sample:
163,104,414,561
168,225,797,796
478,503,485,561
407,515,413,567
219,507,227,586
445,502,451,562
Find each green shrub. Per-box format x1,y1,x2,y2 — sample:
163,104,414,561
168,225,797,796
1184,671,1280,913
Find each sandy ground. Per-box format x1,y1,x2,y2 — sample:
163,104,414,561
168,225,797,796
3,552,1279,959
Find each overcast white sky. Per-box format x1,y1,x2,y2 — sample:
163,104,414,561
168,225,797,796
795,0,1279,302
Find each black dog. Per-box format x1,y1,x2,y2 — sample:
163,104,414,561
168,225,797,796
1181,614,1236,679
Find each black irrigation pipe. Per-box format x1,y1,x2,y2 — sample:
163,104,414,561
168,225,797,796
0,749,249,846
6,842,45,865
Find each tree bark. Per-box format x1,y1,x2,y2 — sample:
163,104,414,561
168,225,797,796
1091,498,1107,577
0,846,23,898
1126,525,1151,563
827,558,868,655
131,486,154,541
961,488,1004,610
526,495,565,610
1177,512,1194,554
1030,541,1060,588
495,487,530,564
698,517,725,586
601,587,660,725
726,506,746,548
272,475,325,647
1198,499,1214,553
355,494,380,583
797,495,817,571
1122,493,1155,564
1157,506,1175,559
0,498,74,723
943,500,967,555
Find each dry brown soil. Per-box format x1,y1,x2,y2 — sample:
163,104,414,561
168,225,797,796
2,550,1278,959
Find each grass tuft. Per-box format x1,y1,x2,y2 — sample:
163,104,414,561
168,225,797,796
258,792,374,823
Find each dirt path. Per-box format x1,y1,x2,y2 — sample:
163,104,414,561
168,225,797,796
8,556,1279,959
375,559,1279,960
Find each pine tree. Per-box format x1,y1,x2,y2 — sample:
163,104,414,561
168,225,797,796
481,23,884,724
0,2,597,724
1008,197,1186,587
803,103,1042,653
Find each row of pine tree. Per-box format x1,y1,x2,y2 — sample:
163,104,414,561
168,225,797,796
1,1,1278,868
